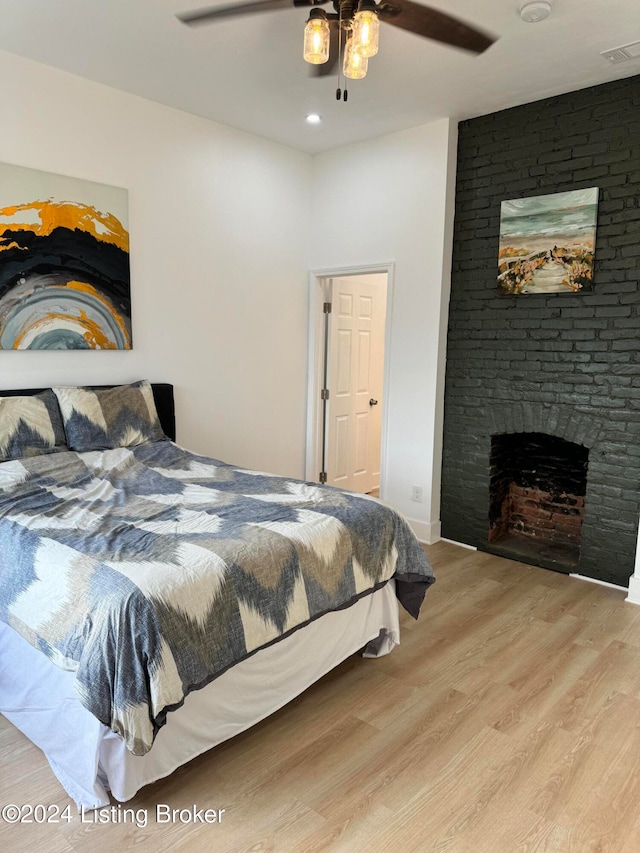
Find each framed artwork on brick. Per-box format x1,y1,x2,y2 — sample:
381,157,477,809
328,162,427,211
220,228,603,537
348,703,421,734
0,162,131,350
497,187,599,296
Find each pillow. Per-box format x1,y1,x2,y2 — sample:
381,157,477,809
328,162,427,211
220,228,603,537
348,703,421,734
53,380,165,452
0,390,67,462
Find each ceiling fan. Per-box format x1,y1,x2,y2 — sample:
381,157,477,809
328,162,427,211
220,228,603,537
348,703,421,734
177,1,496,97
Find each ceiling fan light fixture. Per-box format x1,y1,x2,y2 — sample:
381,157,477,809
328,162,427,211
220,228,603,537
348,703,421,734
352,0,380,58
303,9,330,65
179,0,499,99
343,35,368,80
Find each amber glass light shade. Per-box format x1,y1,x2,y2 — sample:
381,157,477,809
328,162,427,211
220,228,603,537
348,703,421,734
352,8,379,57
343,36,368,79
303,12,330,64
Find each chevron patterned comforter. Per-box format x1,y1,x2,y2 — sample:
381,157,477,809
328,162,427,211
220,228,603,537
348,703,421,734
0,440,434,755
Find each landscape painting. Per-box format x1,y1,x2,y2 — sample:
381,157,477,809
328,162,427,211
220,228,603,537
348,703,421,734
0,162,131,350
497,187,599,296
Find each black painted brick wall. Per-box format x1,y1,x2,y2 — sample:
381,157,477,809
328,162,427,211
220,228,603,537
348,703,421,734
441,74,640,586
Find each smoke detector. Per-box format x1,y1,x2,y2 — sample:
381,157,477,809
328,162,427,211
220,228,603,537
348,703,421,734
520,1,552,23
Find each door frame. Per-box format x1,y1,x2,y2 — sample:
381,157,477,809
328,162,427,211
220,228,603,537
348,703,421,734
305,262,395,500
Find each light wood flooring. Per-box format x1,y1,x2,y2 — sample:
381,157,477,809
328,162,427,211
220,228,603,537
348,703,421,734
3,540,640,852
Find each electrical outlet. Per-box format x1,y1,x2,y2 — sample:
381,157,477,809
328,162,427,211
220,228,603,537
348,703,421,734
412,485,423,502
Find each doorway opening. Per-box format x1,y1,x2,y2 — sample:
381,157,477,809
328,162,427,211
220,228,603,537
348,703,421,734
306,265,393,498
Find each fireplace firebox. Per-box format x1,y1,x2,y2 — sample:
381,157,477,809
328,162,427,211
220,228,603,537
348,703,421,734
488,432,589,572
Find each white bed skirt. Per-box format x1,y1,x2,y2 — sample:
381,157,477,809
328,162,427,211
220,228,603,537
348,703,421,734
0,581,399,809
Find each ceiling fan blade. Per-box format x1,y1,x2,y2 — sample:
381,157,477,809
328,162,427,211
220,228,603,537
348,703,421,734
377,1,496,54
178,0,304,25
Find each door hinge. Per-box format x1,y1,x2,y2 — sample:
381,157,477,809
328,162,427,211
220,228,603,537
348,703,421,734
319,471,327,484
323,302,332,314
321,388,329,401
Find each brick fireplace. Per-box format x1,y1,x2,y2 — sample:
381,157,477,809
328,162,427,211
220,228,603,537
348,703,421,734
440,74,640,588
488,432,588,571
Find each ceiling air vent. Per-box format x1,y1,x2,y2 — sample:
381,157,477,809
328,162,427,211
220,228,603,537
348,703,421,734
601,40,640,64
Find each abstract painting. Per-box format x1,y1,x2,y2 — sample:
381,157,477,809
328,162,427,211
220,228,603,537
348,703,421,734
0,162,131,349
497,187,599,296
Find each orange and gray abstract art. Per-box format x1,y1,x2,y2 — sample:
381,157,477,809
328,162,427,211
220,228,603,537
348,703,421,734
0,163,131,350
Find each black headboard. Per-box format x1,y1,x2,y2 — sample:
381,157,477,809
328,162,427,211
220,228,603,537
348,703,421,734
149,383,176,441
0,383,176,441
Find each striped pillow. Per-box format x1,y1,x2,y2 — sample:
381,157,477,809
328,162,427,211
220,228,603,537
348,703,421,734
0,390,67,462
54,380,165,452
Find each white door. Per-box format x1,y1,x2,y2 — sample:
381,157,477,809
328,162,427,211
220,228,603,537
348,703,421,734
326,274,386,493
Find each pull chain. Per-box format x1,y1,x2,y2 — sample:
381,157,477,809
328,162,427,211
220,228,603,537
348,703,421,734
335,3,348,102
336,5,343,100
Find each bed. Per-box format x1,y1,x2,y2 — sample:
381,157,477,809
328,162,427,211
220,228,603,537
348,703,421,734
0,382,434,808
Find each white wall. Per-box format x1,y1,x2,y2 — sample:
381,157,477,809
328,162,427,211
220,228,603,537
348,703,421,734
0,51,459,539
309,120,458,541
0,50,312,478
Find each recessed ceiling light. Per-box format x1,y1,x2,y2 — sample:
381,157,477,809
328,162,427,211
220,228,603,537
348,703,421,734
306,114,322,124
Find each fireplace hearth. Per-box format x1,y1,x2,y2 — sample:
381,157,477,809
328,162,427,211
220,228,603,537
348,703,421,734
488,432,589,572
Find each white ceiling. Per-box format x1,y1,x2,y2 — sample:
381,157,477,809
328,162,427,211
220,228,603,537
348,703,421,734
0,0,638,153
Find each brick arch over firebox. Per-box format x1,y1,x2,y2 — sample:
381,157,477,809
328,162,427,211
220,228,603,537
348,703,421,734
486,402,605,451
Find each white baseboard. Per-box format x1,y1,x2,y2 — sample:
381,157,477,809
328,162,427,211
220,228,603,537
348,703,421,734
407,518,441,545
624,573,640,605
569,573,628,594
440,537,478,551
